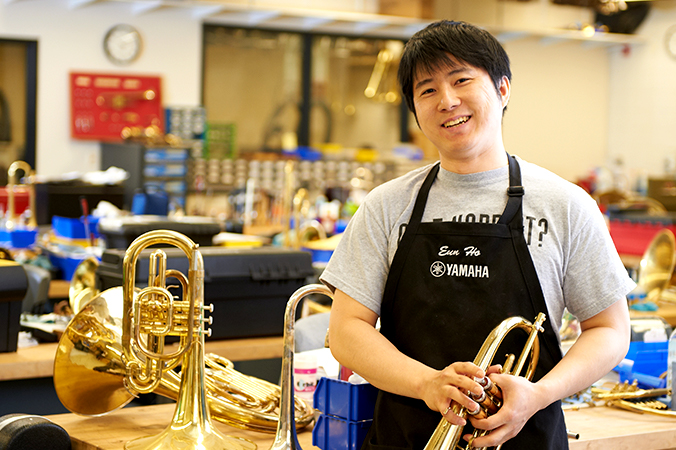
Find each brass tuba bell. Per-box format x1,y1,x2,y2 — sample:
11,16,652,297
424,313,546,450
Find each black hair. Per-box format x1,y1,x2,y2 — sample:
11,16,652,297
397,20,512,118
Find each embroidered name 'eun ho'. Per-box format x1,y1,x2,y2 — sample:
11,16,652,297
430,261,489,278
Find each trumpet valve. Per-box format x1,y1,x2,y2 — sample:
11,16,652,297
470,389,500,415
467,404,487,420
475,376,502,401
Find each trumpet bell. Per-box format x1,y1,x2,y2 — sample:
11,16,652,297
54,286,133,415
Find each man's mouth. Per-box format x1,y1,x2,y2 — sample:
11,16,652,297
443,116,470,128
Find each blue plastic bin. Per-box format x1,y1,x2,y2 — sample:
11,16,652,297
52,215,100,239
614,341,668,389
312,414,372,450
0,228,38,248
314,378,378,422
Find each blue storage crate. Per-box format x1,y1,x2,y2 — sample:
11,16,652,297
52,215,100,239
314,377,378,422
0,228,38,248
312,414,372,450
614,341,668,389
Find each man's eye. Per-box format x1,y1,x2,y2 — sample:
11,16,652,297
420,88,434,96
456,78,470,85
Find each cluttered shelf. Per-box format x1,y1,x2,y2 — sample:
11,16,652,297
0,336,284,382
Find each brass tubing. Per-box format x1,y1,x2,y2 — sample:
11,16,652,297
5,160,36,230
268,284,333,450
423,313,546,450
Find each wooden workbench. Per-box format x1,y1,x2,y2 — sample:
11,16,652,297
45,402,676,450
565,406,676,449
48,403,318,450
0,336,284,382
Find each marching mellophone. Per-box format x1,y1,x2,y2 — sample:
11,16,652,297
54,230,315,449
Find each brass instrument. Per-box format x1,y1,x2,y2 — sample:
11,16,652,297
5,160,37,230
635,229,676,302
68,256,100,314
269,283,333,450
54,230,314,446
424,313,546,450
576,380,676,418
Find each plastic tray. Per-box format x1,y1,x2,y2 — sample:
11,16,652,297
314,377,378,421
312,413,372,450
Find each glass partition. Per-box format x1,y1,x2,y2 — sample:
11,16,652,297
309,35,404,154
203,26,304,157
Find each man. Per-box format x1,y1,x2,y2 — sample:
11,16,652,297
320,20,633,449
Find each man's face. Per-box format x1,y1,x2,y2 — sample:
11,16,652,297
412,58,510,165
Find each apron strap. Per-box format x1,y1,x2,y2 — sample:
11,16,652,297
502,156,563,364
497,154,524,226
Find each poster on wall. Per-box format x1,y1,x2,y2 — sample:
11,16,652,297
70,72,163,141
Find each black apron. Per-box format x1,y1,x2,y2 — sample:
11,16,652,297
362,155,568,450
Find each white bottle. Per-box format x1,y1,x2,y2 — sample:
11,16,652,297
294,352,318,406
668,328,676,410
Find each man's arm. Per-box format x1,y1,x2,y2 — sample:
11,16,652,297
328,288,486,426
469,298,631,447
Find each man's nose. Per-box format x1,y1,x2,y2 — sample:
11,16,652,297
438,87,459,111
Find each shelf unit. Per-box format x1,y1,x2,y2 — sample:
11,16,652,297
101,142,190,211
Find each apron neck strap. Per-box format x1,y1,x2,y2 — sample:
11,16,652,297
497,154,524,226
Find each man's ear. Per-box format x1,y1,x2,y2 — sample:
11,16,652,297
499,76,510,109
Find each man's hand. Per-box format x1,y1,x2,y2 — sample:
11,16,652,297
422,362,485,426
463,373,544,447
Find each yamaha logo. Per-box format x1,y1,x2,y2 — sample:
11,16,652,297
430,261,446,277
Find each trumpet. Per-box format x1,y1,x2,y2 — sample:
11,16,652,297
424,313,546,450
269,284,333,450
56,237,314,434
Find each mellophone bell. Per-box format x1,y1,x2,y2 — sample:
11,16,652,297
52,229,321,449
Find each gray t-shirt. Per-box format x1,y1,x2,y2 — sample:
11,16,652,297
320,156,635,336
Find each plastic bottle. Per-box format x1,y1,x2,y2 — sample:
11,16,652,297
294,352,318,406
668,327,676,410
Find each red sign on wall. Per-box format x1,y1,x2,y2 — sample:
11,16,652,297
70,72,164,141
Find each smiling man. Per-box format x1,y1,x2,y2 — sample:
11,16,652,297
321,20,633,449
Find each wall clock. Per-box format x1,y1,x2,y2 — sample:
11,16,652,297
103,24,142,65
